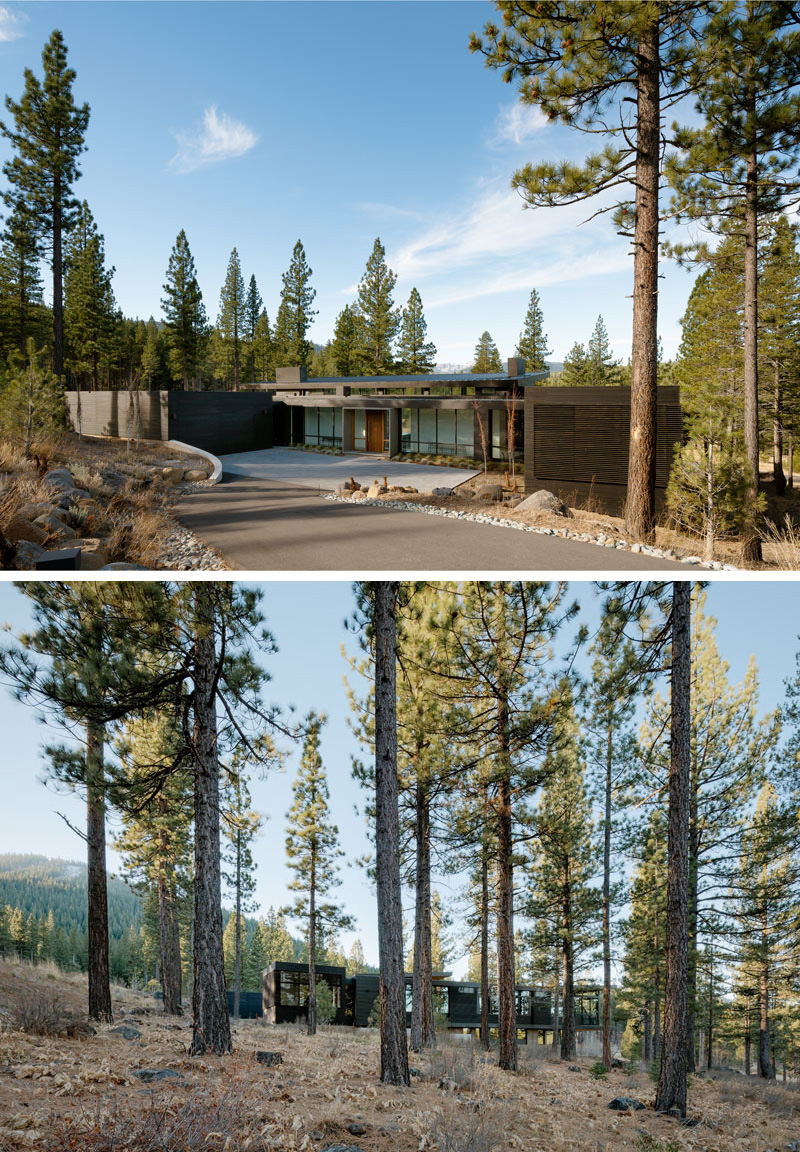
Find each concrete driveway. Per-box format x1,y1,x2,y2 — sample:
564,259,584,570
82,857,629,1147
176,475,688,572
220,447,479,492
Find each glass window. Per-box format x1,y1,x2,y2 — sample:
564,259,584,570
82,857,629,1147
319,408,334,438
516,990,531,1017
436,410,455,455
419,409,437,452
433,986,449,1016
456,410,474,451
304,409,318,444
334,409,343,438
491,409,506,460
353,410,366,450
320,976,341,1008
279,971,309,1007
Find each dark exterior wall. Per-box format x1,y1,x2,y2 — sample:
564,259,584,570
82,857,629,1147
523,386,682,513
261,961,348,1026
65,391,167,440
227,991,263,1018
166,391,273,454
64,390,274,454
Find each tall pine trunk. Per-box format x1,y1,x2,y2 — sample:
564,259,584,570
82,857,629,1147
479,804,490,1051
410,778,434,1052
654,582,691,1117
496,696,517,1072
86,718,112,1023
602,720,612,1068
373,581,410,1086
625,14,660,543
157,803,182,1015
234,835,243,1021
741,11,762,564
552,944,560,1051
758,923,774,1078
307,847,317,1037
560,864,575,1061
687,798,698,1072
190,587,232,1056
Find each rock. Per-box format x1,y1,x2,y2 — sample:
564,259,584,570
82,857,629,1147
608,1097,646,1111
506,498,521,509
254,1050,283,1066
409,1067,423,1078
42,468,75,491
109,1025,141,1040
101,562,150,571
62,1020,96,1037
476,483,503,503
439,1077,459,1093
162,466,185,484
16,502,54,520
366,482,387,498
4,517,47,546
184,469,210,482
14,541,45,569
78,551,108,571
335,482,352,496
516,489,569,516
432,487,453,497
568,1065,581,1072
680,1118,700,1128
610,1059,627,1069
346,1124,366,1136
34,511,77,539
457,1099,482,1113
320,1146,363,1152
134,1068,181,1083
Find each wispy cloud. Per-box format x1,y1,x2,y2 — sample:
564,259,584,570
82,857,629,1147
169,105,258,174
351,200,427,221
0,5,27,41
493,102,549,146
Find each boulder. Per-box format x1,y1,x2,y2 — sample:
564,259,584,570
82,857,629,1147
254,1051,283,1066
432,487,453,497
184,469,210,482
404,486,418,494
350,490,367,501
335,481,352,496
135,1069,180,1083
608,1097,646,1111
516,489,570,517
109,1025,141,1040
476,483,503,503
366,482,387,498
346,1124,366,1136
42,467,75,491
34,512,76,539
4,517,47,546
14,541,45,569
162,467,185,484
79,552,107,571
17,502,54,520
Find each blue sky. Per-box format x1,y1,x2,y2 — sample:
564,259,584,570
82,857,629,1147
0,1,703,365
0,580,797,979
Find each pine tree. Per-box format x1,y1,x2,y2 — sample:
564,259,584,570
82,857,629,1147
666,2,800,561
347,938,368,975
0,339,66,457
396,288,436,374
63,201,117,392
0,193,46,359
331,304,364,376
222,766,262,1018
161,230,206,390
471,3,707,542
471,331,502,373
284,712,352,1035
217,248,246,391
0,29,90,380
759,217,800,494
561,341,588,387
585,316,621,386
357,238,399,375
244,274,263,385
516,289,551,372
273,240,316,370
252,309,274,382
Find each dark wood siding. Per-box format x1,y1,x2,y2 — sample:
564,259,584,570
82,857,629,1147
524,386,682,513
167,392,273,454
227,991,263,1018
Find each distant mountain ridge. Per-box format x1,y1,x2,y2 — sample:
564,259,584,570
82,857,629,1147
0,853,141,939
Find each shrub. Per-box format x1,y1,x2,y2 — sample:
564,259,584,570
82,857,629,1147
315,978,337,1025
589,1060,608,1080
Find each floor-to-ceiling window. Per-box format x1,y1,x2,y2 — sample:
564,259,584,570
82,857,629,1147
401,408,474,456
303,407,342,447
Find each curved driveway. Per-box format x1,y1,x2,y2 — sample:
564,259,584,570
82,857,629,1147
176,474,686,573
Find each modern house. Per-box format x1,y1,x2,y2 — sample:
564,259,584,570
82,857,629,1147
258,961,601,1047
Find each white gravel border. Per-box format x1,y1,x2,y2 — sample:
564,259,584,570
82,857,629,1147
323,493,738,571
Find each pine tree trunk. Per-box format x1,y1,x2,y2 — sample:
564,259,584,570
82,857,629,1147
560,866,575,1061
625,14,660,544
787,433,794,490
479,815,490,1051
308,880,317,1037
773,376,785,494
86,719,113,1023
234,839,242,1021
496,698,517,1072
643,1003,652,1065
52,179,64,382
373,581,410,1086
687,796,698,1073
654,582,691,1118
741,30,763,565
653,907,661,1061
552,950,560,1051
410,778,433,1051
157,804,182,1015
758,936,774,1078
602,720,612,1068
190,586,232,1056
744,1005,751,1075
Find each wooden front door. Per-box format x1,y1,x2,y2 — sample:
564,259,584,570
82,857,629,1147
366,410,385,453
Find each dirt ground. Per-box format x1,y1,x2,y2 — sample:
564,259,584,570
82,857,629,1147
0,962,798,1152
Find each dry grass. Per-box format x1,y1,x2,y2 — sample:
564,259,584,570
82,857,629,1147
760,514,800,569
1,963,799,1151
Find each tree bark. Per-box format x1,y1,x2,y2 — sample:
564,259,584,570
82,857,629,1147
157,801,182,1015
654,582,691,1117
373,581,410,1086
758,934,774,1078
625,14,660,543
190,586,232,1056
234,831,243,1021
308,868,317,1036
496,698,517,1071
410,777,434,1051
602,719,612,1068
741,19,763,564
560,862,575,1061
479,805,490,1051
552,947,560,1051
86,718,112,1023
773,377,785,494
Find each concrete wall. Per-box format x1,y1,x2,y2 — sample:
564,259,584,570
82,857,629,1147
65,391,167,441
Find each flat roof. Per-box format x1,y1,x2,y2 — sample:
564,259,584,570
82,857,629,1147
270,369,550,389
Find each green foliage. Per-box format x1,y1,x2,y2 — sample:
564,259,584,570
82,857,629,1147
273,239,316,370
560,341,587,387
331,304,363,376
589,1060,607,1080
396,287,436,374
314,976,337,1025
64,201,118,390
0,338,66,454
471,330,502,373
216,248,246,390
357,237,399,374
161,229,206,389
516,288,550,372
0,194,47,362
